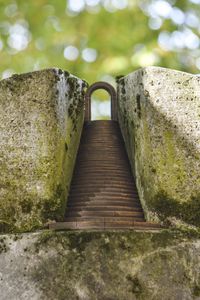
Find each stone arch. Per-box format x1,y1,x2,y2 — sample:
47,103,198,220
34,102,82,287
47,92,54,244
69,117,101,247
85,82,117,121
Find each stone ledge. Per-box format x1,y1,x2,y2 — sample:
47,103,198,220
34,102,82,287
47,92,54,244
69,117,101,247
0,229,200,300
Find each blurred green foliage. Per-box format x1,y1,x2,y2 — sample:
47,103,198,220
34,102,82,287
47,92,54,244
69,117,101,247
0,0,200,87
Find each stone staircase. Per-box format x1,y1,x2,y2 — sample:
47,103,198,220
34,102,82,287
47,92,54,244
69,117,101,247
49,120,160,230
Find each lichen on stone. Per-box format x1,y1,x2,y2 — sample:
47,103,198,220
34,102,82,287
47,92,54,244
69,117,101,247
1,230,200,299
117,67,200,227
0,68,87,233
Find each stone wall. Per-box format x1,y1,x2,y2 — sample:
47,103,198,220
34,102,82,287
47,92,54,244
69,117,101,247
1,67,200,299
117,67,200,226
0,69,87,233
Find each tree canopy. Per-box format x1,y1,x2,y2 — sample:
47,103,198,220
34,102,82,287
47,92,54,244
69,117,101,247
0,0,200,117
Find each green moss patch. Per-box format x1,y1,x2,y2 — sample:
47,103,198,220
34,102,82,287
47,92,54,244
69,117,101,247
150,191,200,227
0,69,87,234
28,230,200,300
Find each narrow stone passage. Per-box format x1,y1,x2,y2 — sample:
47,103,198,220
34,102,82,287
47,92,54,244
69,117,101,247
50,120,160,230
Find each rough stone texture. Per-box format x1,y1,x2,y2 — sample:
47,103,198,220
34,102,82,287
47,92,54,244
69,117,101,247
0,229,200,300
117,67,200,226
0,69,87,233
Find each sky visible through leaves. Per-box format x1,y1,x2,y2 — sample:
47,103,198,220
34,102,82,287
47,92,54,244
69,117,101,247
0,0,200,118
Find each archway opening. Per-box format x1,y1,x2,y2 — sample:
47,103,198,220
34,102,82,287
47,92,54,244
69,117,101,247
91,89,111,120
85,82,117,121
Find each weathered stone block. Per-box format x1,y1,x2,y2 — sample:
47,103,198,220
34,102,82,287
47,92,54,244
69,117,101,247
1,230,200,299
118,67,200,226
0,68,87,233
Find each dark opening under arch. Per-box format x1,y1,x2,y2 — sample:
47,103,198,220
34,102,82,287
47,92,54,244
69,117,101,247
85,82,117,121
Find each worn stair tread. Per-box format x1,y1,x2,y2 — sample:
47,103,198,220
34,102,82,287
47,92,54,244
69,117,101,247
68,194,140,199
71,188,138,195
69,186,138,192
67,201,141,208
49,220,162,230
65,211,144,218
74,161,130,165
71,179,134,183
67,198,141,205
68,191,139,197
75,169,131,172
65,205,143,211
72,173,133,178
77,161,128,165
71,179,136,185
68,196,140,203
67,204,141,210
63,216,146,222
70,184,137,190
68,191,139,196
67,203,142,210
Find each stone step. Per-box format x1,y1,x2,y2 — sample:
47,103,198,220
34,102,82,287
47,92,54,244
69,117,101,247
70,183,137,190
67,200,141,207
63,120,151,228
65,210,144,218
71,177,134,184
72,170,132,177
66,205,143,212
49,220,161,230
67,199,140,206
68,193,139,200
68,190,138,197
63,216,145,222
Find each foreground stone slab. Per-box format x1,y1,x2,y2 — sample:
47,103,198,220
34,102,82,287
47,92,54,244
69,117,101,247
0,230,200,300
118,67,200,226
0,69,87,233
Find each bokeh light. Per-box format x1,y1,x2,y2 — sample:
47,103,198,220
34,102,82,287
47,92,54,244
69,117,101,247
0,0,200,118
64,45,79,61
82,48,97,62
7,22,31,52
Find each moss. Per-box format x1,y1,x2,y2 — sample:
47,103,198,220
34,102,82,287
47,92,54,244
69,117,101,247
65,142,68,151
34,230,189,256
20,199,33,214
64,70,70,78
67,76,79,100
115,75,125,83
0,220,14,233
136,94,141,118
0,70,86,234
82,80,89,89
68,103,74,117
29,230,200,299
193,285,200,297
1,229,200,299
34,230,59,252
39,184,66,221
0,236,8,254
117,77,126,107
117,67,200,228
35,231,104,253
150,191,200,227
12,233,23,241
58,69,63,75
126,275,143,295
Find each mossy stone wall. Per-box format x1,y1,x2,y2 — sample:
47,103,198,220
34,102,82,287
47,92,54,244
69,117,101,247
117,66,200,226
0,68,87,233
